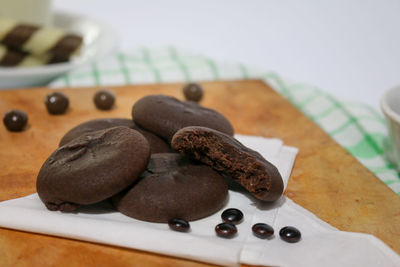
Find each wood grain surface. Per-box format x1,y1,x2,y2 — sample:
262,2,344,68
0,80,399,266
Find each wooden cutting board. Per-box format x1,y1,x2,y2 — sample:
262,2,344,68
0,80,399,267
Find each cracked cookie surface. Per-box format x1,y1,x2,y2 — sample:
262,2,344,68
112,153,228,222
37,126,151,211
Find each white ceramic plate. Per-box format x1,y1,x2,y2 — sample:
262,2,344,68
0,11,117,89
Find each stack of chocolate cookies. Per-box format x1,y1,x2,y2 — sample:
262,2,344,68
36,94,284,223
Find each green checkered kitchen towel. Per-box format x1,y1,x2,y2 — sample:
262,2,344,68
50,46,400,196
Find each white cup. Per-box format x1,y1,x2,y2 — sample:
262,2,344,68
381,86,400,169
0,0,53,26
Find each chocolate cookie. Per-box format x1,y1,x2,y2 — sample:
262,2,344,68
59,118,170,154
135,124,172,154
37,126,151,212
171,127,284,202
131,95,234,141
112,153,228,223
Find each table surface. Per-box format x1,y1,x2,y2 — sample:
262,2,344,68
53,0,400,111
0,80,399,267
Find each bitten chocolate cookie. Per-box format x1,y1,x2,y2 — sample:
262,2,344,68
59,118,170,154
171,127,284,202
112,153,228,223
131,95,234,141
37,126,151,212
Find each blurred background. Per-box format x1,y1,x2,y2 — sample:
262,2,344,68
54,0,400,110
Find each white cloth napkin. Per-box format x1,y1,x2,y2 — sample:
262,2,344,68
0,135,398,267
